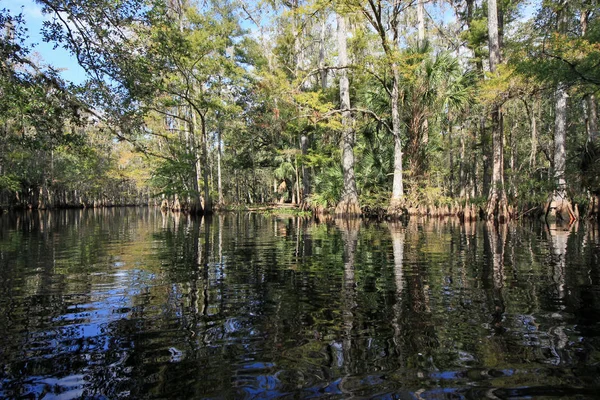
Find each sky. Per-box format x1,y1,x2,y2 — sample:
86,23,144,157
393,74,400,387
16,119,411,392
5,0,540,87
5,0,88,84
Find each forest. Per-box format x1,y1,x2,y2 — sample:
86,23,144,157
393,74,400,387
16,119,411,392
1,0,599,222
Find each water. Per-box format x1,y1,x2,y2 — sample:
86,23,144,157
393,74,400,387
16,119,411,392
0,208,599,399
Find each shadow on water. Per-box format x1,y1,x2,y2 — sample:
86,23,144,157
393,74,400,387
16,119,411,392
1,208,600,398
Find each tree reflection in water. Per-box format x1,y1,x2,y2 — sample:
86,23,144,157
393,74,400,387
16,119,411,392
1,208,600,398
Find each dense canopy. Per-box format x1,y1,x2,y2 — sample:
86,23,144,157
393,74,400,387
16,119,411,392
1,0,599,220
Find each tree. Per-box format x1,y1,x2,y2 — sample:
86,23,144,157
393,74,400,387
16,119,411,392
346,0,410,217
546,0,577,222
484,0,510,222
334,12,360,217
36,0,247,214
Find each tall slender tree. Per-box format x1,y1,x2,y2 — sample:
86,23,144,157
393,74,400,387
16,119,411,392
351,0,407,217
545,0,576,222
484,0,510,222
335,13,360,216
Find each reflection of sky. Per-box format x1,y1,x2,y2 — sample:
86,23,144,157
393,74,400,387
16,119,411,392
2,210,598,398
15,267,153,399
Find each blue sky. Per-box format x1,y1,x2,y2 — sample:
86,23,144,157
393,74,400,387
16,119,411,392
6,0,539,86
6,0,87,84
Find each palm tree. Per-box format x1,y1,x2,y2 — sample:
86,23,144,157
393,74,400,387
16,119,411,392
397,47,473,197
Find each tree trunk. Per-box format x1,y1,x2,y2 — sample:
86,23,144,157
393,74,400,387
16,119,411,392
588,95,598,143
334,14,360,217
546,3,575,223
319,17,327,90
546,84,575,222
581,7,598,143
294,160,300,205
481,116,490,198
485,108,509,221
485,0,509,222
199,112,212,214
530,97,539,169
510,116,517,198
300,133,310,206
388,64,405,217
487,0,501,71
417,0,425,47
459,129,466,198
190,110,204,214
449,118,454,197
217,122,223,206
417,0,429,147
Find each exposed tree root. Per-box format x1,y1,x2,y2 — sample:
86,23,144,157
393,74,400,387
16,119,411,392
387,198,408,220
485,190,510,223
545,190,577,223
335,196,361,218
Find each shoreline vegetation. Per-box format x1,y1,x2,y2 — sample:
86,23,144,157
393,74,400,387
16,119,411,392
2,200,598,224
2,1,600,224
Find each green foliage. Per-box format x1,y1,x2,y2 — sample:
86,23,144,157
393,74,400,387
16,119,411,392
310,163,343,208
0,175,20,192
2,0,598,212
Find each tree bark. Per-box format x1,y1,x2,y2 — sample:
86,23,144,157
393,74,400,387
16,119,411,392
417,0,429,147
487,0,501,71
547,84,575,222
335,14,360,217
199,112,212,214
389,64,405,215
417,0,425,47
359,1,404,217
588,95,598,143
580,6,598,143
459,125,467,198
300,133,310,206
217,121,223,206
530,97,539,169
319,17,327,90
189,108,203,214
546,2,576,223
510,116,517,198
485,0,509,222
449,118,454,197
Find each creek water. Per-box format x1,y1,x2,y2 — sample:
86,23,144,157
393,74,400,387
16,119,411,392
0,208,599,399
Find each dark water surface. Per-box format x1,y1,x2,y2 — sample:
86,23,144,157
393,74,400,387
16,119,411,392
1,208,600,399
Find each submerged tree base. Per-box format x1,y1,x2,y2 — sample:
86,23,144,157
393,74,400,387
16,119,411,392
545,190,577,223
335,197,361,218
486,190,511,223
387,198,408,220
